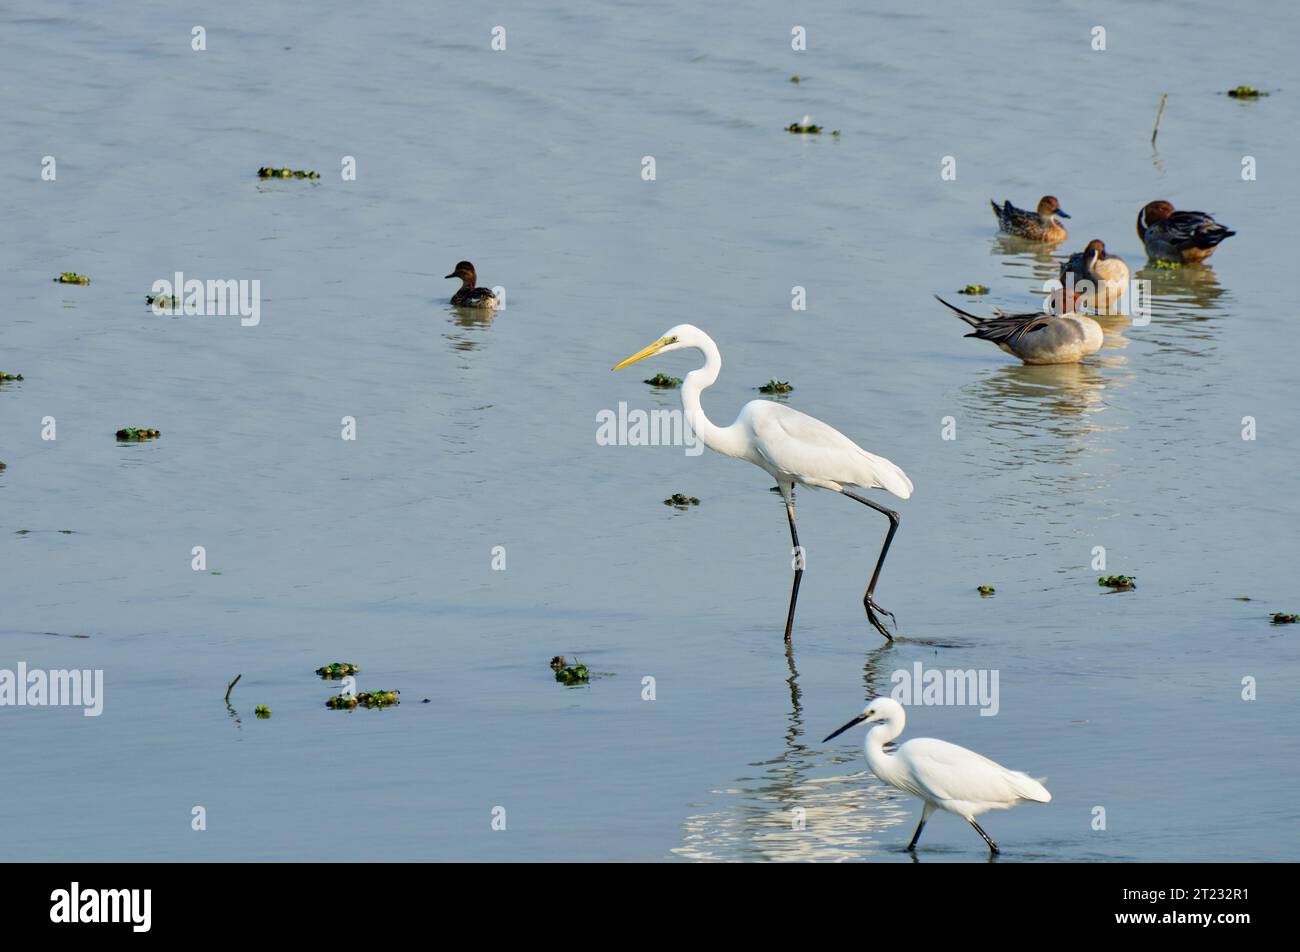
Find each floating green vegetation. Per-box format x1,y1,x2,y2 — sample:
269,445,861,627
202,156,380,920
958,284,989,295
54,272,90,285
790,75,802,83
258,166,320,178
1232,596,1253,601
1151,258,1182,269
1271,613,1298,624
254,705,271,718
326,690,399,709
644,372,682,388
146,294,180,309
1226,86,1268,99
0,372,23,381
663,493,700,507
550,656,590,685
116,427,160,440
759,380,794,394
1099,575,1136,590
977,585,995,597
786,120,822,134
316,662,360,678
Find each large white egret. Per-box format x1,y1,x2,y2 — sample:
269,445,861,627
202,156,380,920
823,697,1051,854
612,324,912,642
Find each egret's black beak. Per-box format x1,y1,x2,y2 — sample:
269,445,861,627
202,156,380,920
1057,209,1071,219
822,713,868,743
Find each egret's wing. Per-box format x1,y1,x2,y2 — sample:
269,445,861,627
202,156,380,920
900,738,1050,806
746,402,912,498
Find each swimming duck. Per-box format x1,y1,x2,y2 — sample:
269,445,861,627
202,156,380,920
935,291,1102,365
990,195,1070,243
445,261,497,309
1059,239,1128,314
1136,200,1235,263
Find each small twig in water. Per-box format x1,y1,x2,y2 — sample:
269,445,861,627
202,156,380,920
1151,93,1167,145
225,673,242,702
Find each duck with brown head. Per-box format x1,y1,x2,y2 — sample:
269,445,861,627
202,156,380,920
1060,239,1129,314
445,260,498,309
1137,200,1235,264
990,195,1070,243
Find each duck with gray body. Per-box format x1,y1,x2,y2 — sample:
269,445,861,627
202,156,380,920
935,295,1103,365
1137,200,1235,264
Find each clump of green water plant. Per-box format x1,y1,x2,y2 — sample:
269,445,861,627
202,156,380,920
1151,259,1183,269
0,372,23,382
146,294,180,309
977,585,995,597
254,705,271,718
116,427,160,440
552,658,589,685
316,662,360,678
958,284,989,295
664,493,700,507
786,116,824,134
644,373,681,388
1271,613,1298,624
1226,86,1267,99
258,166,320,179
357,690,399,707
759,380,793,394
1099,575,1136,590
54,272,90,285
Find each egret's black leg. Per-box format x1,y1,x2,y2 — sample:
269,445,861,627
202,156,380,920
968,818,1000,854
841,490,901,641
907,817,927,851
907,803,935,851
783,496,803,644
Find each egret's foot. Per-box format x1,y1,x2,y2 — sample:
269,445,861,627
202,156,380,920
864,594,897,642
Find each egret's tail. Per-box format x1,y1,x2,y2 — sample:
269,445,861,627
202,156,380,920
1006,770,1051,803
858,449,913,500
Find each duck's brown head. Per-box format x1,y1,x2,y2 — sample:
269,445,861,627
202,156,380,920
445,260,478,285
1137,200,1175,240
1037,195,1070,220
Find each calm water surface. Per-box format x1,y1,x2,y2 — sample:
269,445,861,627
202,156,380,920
2,1,1298,861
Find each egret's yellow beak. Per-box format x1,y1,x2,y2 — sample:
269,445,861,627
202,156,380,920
612,337,672,371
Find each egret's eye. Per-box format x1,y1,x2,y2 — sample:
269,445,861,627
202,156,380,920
866,709,874,717
665,336,678,344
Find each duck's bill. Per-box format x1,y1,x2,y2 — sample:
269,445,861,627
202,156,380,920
822,713,868,743
1056,210,1072,219
444,272,457,279
612,338,669,371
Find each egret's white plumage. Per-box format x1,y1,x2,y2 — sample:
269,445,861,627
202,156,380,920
613,324,911,641
824,697,1050,854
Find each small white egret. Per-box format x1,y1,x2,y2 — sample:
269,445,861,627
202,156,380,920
823,697,1050,854
613,324,912,642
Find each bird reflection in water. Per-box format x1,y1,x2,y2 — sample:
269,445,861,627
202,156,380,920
957,361,1127,471
444,306,495,353
672,644,912,861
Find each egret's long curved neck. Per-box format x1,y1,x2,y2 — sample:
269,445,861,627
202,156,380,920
864,709,907,785
681,337,749,459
